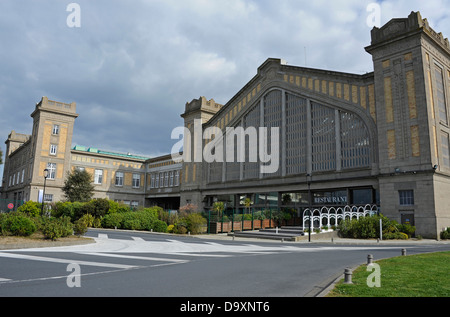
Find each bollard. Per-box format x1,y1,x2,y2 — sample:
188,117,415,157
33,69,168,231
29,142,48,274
344,268,353,284
402,248,406,256
367,254,373,265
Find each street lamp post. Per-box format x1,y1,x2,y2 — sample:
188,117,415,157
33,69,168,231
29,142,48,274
306,174,312,242
41,168,49,217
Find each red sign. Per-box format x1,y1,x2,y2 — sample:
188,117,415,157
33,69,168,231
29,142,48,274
7,203,14,210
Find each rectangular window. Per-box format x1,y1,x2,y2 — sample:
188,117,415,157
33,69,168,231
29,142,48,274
131,201,139,209
435,66,448,124
44,194,53,203
175,170,180,186
150,174,155,188
50,144,58,155
47,163,56,179
164,172,169,187
94,169,103,184
115,171,124,186
21,169,25,183
399,190,414,206
169,171,174,187
155,173,159,188
132,174,140,188
441,132,450,168
160,173,164,188
52,124,60,135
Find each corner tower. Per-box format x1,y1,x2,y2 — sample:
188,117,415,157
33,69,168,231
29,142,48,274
366,11,450,237
179,97,223,207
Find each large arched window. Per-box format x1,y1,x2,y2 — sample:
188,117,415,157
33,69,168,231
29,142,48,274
207,89,372,183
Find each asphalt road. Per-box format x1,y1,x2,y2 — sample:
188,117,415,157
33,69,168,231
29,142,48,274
0,229,449,301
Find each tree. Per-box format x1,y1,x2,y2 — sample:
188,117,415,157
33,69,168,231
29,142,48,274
62,169,94,202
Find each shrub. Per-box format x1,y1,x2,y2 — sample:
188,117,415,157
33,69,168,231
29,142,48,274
17,201,41,218
123,219,141,230
167,224,175,233
42,218,63,241
73,217,88,236
398,223,416,238
58,216,74,237
151,220,168,233
102,213,124,228
441,227,450,240
80,213,95,227
4,213,37,237
185,213,207,235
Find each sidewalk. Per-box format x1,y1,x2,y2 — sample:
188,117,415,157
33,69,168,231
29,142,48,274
194,232,450,245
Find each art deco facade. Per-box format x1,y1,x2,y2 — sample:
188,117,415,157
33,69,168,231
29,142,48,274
2,12,450,238
178,12,450,239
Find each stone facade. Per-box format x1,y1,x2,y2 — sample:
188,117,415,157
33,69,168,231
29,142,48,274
1,97,150,208
176,12,450,239
2,12,450,238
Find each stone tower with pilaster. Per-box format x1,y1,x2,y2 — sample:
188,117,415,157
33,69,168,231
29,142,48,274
179,97,223,208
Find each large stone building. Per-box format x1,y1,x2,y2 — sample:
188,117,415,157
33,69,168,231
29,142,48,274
2,12,450,238
176,11,450,239
0,97,151,209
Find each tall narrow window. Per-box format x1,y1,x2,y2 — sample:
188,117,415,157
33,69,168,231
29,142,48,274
47,163,56,180
155,173,159,188
175,170,180,186
50,144,58,155
94,169,103,184
164,172,169,187
115,172,123,186
169,171,174,187
132,174,140,188
150,174,155,188
441,132,450,168
52,124,60,135
435,66,448,124
399,190,414,206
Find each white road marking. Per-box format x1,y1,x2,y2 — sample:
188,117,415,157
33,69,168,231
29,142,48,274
132,237,145,242
0,252,137,269
98,234,108,239
77,252,188,263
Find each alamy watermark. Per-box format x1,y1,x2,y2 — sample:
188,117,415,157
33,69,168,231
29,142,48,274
367,263,381,288
66,263,81,288
66,3,81,28
171,119,280,174
366,3,381,28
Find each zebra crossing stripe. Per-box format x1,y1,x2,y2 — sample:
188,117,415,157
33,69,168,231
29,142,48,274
0,252,137,269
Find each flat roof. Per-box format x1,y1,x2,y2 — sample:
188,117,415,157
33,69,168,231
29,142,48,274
72,145,150,161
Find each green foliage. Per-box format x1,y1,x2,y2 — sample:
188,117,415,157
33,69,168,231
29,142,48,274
102,212,124,228
184,213,207,234
62,169,95,202
151,219,168,233
1,212,37,237
42,217,73,240
73,217,88,236
440,227,450,240
17,201,41,217
338,214,416,240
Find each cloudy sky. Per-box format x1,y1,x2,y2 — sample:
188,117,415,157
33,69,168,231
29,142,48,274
1,0,450,177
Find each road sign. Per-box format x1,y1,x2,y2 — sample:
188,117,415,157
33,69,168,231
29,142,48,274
7,203,14,210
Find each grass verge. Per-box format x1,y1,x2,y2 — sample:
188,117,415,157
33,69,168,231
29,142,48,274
327,251,450,297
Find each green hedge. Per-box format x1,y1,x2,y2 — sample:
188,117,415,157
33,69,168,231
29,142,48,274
0,212,37,237
338,214,416,240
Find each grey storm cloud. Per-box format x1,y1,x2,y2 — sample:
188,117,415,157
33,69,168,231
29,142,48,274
1,0,450,179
